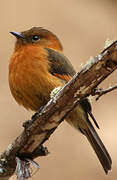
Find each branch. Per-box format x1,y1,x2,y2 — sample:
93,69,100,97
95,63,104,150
92,85,117,100
0,41,117,179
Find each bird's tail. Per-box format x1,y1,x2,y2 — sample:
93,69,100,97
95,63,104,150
66,101,112,174
82,118,112,174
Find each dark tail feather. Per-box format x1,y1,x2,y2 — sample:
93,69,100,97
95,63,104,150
83,119,112,174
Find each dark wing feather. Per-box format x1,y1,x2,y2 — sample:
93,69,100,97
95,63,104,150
45,48,76,77
45,47,99,129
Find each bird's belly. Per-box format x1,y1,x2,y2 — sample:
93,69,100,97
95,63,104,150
9,62,63,111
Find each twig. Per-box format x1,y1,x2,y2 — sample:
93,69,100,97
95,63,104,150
0,40,117,179
92,85,117,101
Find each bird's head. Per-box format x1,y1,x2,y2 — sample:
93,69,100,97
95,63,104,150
10,27,63,51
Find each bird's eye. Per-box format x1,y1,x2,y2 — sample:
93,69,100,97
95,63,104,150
32,35,40,42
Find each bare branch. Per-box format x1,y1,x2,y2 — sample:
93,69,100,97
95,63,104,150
92,85,117,100
0,41,117,179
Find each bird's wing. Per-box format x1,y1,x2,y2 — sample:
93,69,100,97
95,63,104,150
45,48,76,82
45,47,99,128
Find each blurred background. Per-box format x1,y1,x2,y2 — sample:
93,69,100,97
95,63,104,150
0,0,117,179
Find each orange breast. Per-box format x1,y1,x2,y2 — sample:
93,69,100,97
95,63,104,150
9,45,63,111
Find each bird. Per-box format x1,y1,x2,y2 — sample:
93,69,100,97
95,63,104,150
9,27,112,174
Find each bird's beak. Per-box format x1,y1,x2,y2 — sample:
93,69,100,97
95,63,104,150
10,31,24,39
